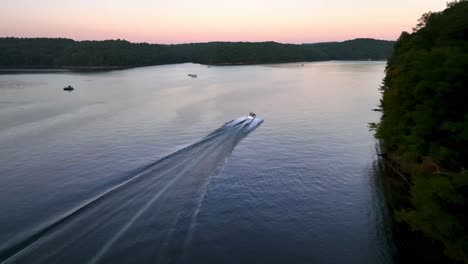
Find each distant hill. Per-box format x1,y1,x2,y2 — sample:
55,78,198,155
0,37,395,68
304,38,396,60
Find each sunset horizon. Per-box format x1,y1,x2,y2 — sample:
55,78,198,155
0,35,397,45
1,0,447,44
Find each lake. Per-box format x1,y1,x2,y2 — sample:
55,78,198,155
0,61,394,263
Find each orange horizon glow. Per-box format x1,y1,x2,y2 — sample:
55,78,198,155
0,0,447,44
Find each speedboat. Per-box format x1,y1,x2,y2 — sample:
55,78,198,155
63,85,74,91
188,74,197,78
248,112,256,119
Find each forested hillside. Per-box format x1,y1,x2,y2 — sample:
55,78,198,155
305,38,395,60
0,38,394,67
375,1,468,262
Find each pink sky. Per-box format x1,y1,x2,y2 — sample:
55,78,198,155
0,0,448,44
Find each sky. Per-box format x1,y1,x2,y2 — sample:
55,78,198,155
0,0,448,44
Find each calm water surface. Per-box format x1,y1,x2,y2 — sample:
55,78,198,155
0,62,394,263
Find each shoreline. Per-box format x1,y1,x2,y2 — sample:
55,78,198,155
0,65,130,70
376,153,453,264
0,59,387,72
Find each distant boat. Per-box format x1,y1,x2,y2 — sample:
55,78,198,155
63,85,74,91
188,74,197,78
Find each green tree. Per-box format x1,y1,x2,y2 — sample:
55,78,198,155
376,1,468,262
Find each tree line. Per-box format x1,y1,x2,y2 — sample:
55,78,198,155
374,1,468,262
0,38,395,67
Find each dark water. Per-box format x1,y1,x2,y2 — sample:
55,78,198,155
0,62,394,263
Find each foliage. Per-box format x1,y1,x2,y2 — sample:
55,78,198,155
0,38,74,66
305,38,395,60
0,38,394,67
397,170,468,262
54,40,173,66
376,1,468,262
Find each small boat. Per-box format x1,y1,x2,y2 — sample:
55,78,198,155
188,74,197,78
248,112,256,119
63,85,74,91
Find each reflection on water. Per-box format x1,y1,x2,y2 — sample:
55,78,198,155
0,62,393,264
1,117,263,264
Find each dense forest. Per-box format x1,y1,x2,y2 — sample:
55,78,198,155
0,38,394,68
374,1,468,262
304,38,395,60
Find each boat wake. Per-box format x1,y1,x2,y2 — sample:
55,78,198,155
0,116,263,264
